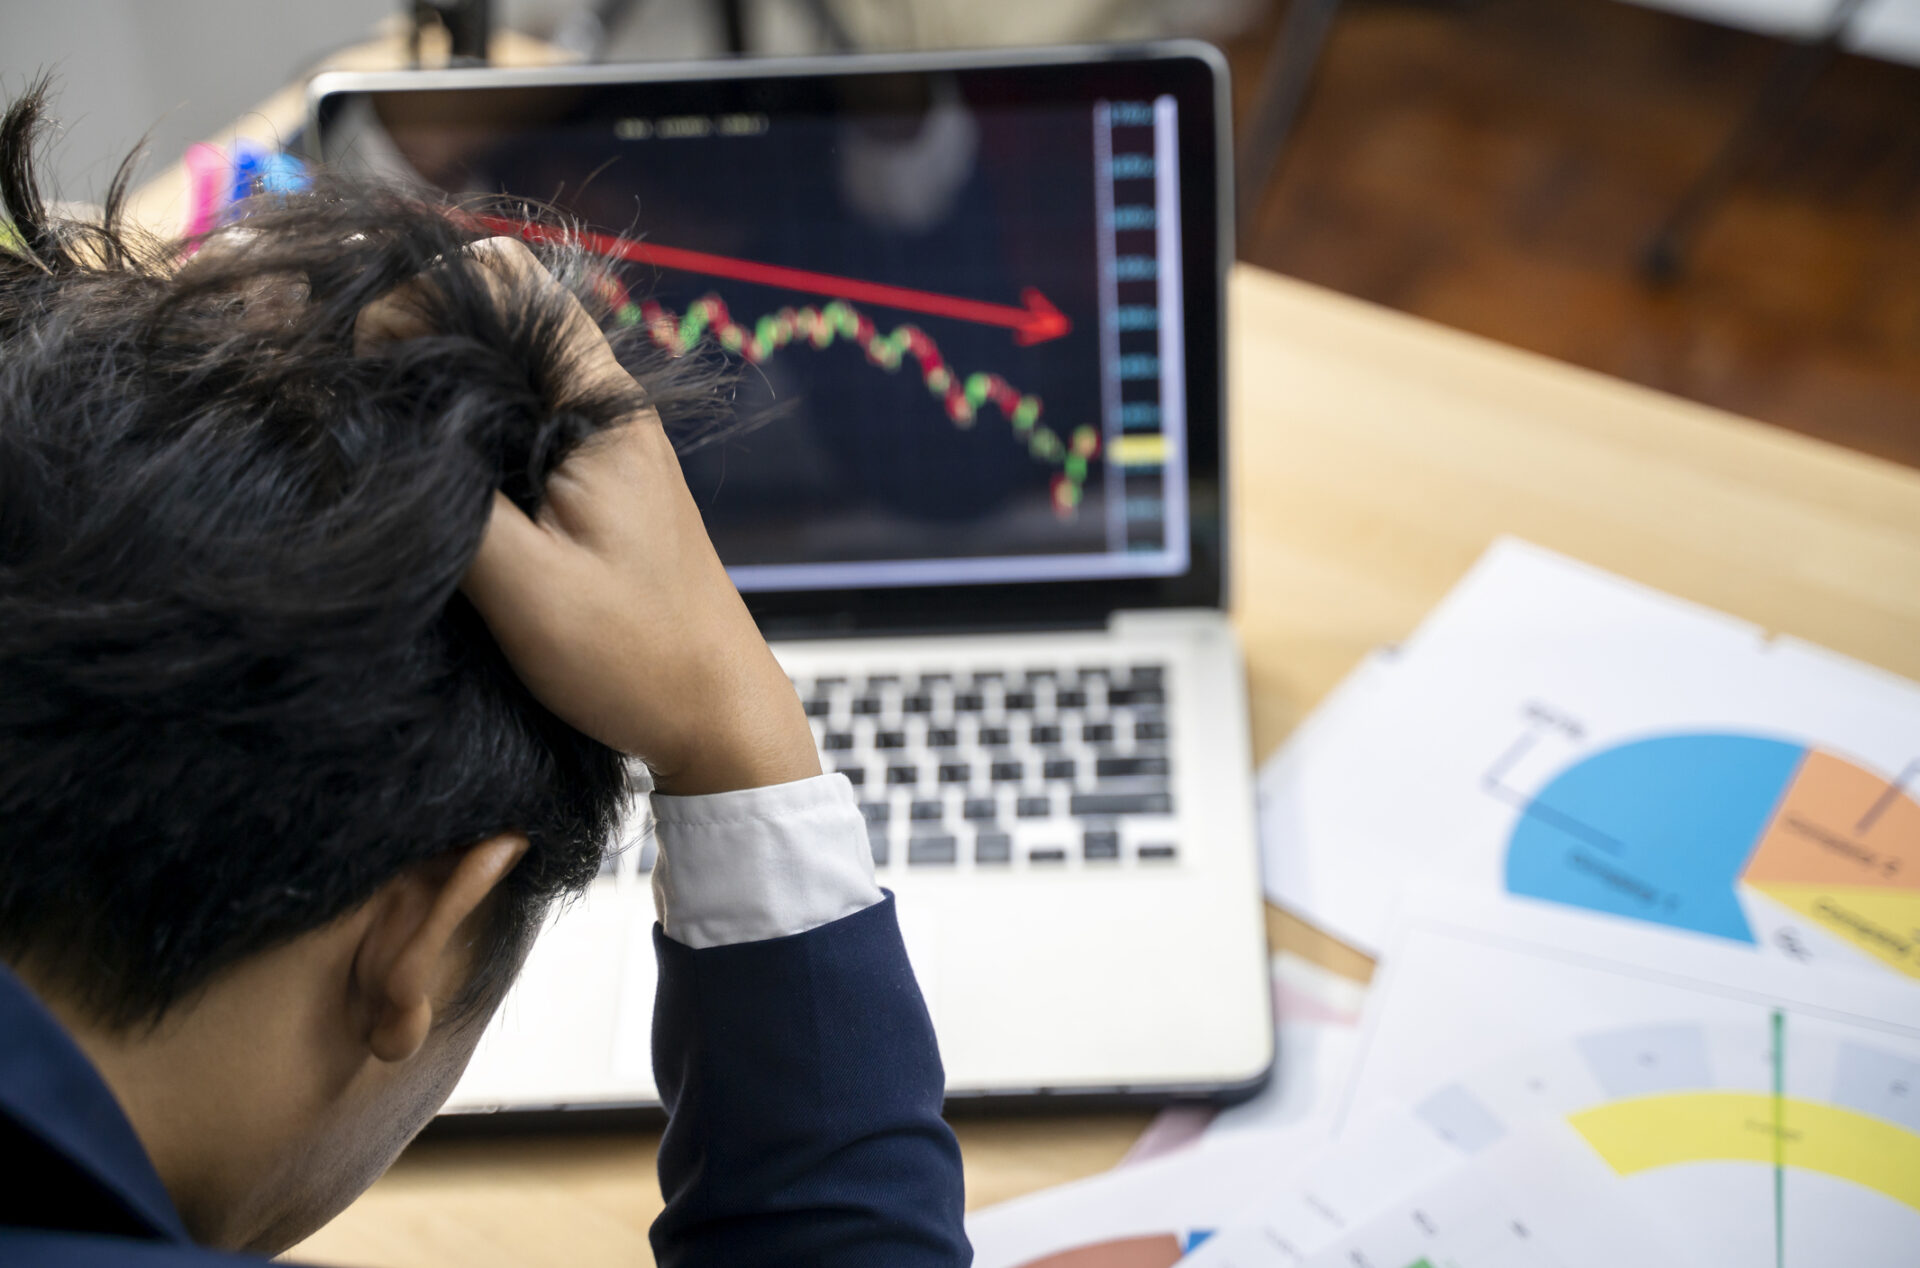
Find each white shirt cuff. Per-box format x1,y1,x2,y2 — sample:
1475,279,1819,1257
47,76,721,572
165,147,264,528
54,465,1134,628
649,772,883,950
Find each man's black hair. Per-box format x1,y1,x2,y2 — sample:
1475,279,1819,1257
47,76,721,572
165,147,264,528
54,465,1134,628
0,81,727,1028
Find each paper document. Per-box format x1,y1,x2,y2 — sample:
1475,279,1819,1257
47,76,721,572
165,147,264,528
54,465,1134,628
1123,953,1366,1167
966,954,1364,1268
1174,1100,1513,1266
1292,1124,1688,1268
1337,889,1920,1267
1259,538,1920,980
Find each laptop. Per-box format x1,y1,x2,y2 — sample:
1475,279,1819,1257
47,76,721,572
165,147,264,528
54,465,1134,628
309,41,1272,1111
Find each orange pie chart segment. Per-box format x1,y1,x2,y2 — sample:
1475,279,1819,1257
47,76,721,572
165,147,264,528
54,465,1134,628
1743,750,1919,890
1742,748,1920,978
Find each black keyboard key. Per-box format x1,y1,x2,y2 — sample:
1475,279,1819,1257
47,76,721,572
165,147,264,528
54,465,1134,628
803,697,830,717
1081,722,1115,743
1055,688,1088,709
860,801,890,823
927,727,960,748
938,763,972,784
868,830,890,867
908,835,958,865
1084,830,1121,861
1043,758,1077,781
813,675,847,689
970,670,1005,685
1107,686,1166,707
1128,665,1166,687
865,674,900,689
875,730,908,750
902,693,934,714
1017,794,1053,818
963,797,999,821
1096,755,1170,778
837,766,865,786
979,725,1012,747
1003,690,1036,711
917,672,952,688
1070,791,1172,815
1023,668,1058,683
852,696,882,715
911,799,945,821
1029,847,1067,863
1076,666,1111,682
953,691,986,712
975,831,1013,863
991,760,1025,783
1134,720,1169,742
1030,723,1063,745
1138,844,1178,861
822,731,855,751
886,765,919,786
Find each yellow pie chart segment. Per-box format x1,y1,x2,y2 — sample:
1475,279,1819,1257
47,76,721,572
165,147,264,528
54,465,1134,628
1748,883,1920,977
1571,1092,1920,1212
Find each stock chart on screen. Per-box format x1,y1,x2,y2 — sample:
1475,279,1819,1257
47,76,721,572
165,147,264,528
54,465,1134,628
360,86,1191,591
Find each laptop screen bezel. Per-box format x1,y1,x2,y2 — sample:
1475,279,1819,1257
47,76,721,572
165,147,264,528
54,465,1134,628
310,43,1230,634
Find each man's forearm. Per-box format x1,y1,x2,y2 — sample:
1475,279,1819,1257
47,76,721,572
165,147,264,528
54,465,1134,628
650,898,967,1267
646,776,966,1267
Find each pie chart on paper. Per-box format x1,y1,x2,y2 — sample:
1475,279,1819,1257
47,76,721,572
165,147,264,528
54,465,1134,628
1502,733,1920,979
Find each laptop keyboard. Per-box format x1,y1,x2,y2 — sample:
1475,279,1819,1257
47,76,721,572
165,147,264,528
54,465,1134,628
798,661,1177,869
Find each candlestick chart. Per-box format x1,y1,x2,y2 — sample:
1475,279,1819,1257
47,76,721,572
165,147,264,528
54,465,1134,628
595,273,1100,517
493,206,1103,523
421,95,1171,579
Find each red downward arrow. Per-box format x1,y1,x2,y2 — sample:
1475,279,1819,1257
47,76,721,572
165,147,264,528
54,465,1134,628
480,216,1073,346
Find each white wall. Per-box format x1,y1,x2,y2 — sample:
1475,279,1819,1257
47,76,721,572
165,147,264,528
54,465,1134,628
0,0,391,201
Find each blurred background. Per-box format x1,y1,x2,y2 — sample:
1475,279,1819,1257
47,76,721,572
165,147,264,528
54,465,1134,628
4,0,1916,465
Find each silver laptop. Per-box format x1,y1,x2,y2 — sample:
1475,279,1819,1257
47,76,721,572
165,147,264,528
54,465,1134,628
310,42,1272,1110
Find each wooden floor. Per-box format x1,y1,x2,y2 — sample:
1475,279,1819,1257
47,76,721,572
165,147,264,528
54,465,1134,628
1222,0,1920,468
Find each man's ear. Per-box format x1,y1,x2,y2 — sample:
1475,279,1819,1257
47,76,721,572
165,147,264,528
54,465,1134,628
352,833,530,1064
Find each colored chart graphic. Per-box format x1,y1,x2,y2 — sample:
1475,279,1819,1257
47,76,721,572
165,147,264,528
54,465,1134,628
1418,1020,1920,1268
1502,734,1920,978
1574,1092,1920,1211
1012,1231,1210,1268
623,291,1100,517
490,214,1105,519
1568,1026,1920,1267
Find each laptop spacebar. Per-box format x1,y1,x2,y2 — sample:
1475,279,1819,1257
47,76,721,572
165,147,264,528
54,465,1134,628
1068,790,1173,816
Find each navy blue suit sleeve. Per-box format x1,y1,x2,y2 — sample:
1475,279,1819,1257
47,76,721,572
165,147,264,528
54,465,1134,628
649,894,969,1268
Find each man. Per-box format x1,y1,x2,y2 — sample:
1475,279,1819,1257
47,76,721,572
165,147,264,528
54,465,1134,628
0,83,969,1266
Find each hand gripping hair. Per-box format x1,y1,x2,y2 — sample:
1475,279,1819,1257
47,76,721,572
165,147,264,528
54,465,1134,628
0,79,729,1027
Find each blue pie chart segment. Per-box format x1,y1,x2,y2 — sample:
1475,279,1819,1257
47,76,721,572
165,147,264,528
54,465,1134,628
1504,733,1808,943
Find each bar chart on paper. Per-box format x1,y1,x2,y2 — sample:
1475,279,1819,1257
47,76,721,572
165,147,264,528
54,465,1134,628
1501,733,1920,979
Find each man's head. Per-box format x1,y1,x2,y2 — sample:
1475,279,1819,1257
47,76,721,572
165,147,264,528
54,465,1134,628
0,82,713,1251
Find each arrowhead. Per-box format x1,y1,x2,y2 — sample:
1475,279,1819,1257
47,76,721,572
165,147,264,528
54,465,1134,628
1013,288,1072,346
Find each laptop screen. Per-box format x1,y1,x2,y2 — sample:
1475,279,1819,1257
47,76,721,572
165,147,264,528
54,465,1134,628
313,48,1225,621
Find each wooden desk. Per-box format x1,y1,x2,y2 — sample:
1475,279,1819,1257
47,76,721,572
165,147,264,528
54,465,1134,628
282,263,1920,1266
